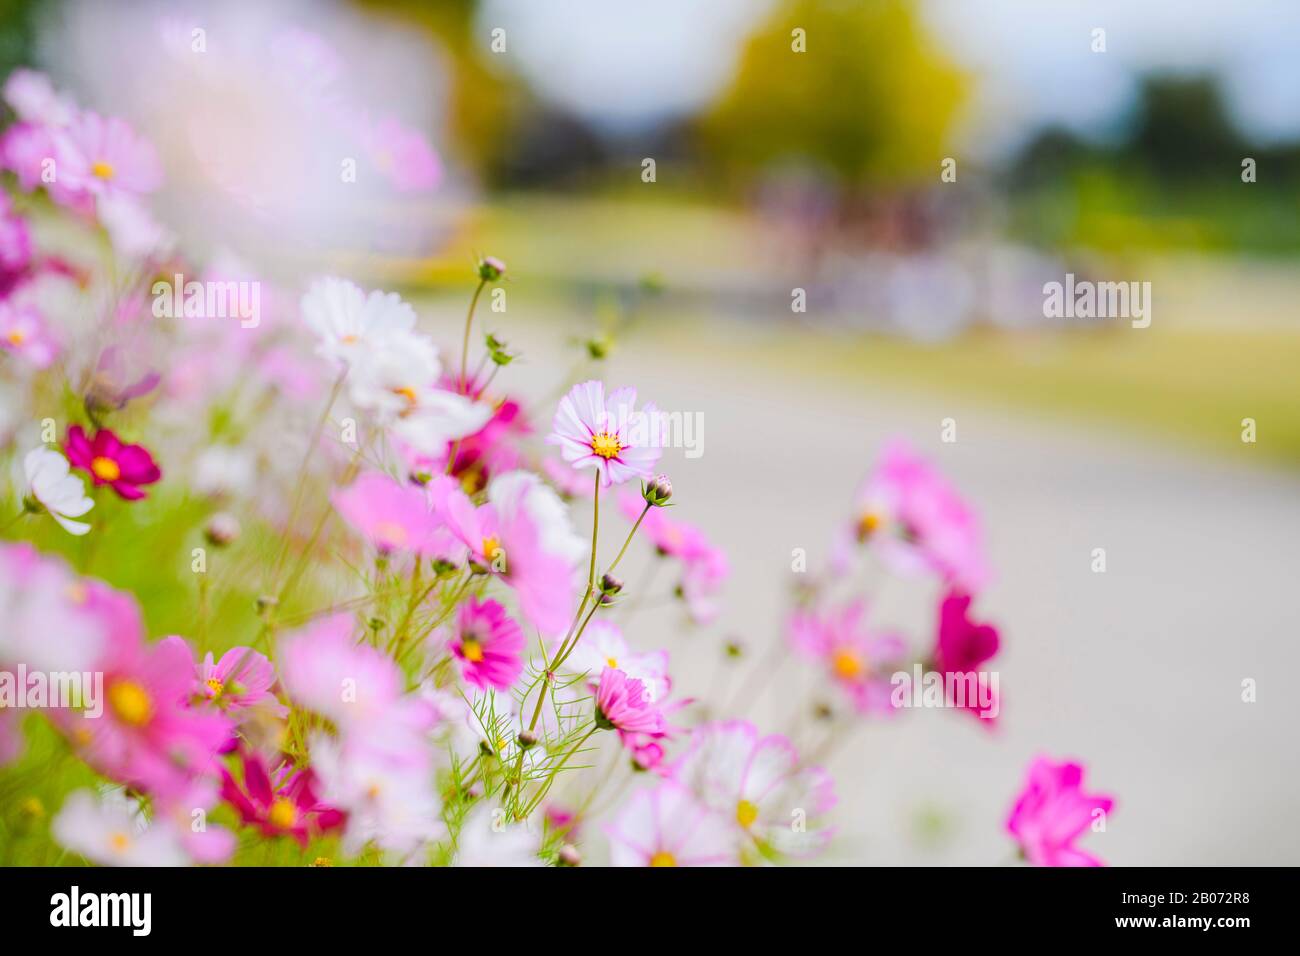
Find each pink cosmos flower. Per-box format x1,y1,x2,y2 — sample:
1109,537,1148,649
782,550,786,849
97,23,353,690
595,667,667,739
619,492,728,624
1006,756,1115,867
669,720,837,858
451,597,526,691
543,456,594,499
363,117,442,193
430,471,583,636
548,380,662,488
605,781,736,866
219,750,345,846
278,614,402,729
332,471,446,556
0,193,33,288
64,425,162,500
61,111,163,200
836,438,989,593
3,69,76,126
160,638,287,720
56,630,234,802
933,591,1000,722
434,396,528,494
788,602,906,716
0,301,56,368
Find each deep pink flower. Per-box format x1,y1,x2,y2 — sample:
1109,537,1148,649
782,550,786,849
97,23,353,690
595,667,667,738
1006,756,1115,867
219,750,345,846
548,380,662,488
451,597,526,691
64,425,161,500
788,602,906,716
332,471,447,556
436,397,528,494
836,438,988,593
605,781,736,867
933,591,1000,721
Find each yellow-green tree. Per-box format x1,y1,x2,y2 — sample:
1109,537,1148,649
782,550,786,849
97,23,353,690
700,0,967,189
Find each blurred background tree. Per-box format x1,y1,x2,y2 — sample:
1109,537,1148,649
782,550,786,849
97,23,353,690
698,0,967,192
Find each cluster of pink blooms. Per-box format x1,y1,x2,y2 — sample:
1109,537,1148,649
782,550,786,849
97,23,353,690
0,63,1116,868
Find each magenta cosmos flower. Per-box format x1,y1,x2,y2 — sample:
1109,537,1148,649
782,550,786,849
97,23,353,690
1006,756,1115,867
451,597,526,691
548,380,662,488
594,667,667,739
64,425,161,500
605,781,736,867
788,602,906,716
219,750,345,847
332,471,447,557
837,438,988,593
670,720,837,858
933,591,1000,722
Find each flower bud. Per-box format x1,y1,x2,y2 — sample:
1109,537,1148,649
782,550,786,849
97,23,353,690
642,474,672,507
204,512,241,547
255,595,278,615
517,729,538,750
599,573,623,596
557,844,581,867
477,256,506,281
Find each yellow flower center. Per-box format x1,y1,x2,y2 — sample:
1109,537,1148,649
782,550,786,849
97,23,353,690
590,432,622,459
91,160,116,180
205,677,225,698
311,856,333,867
649,850,677,867
482,536,503,563
736,799,760,829
91,456,122,482
857,510,883,541
109,831,131,852
268,797,298,830
605,656,618,668
108,679,153,727
832,649,865,680
391,386,418,408
340,334,359,345
461,638,485,663
6,329,24,346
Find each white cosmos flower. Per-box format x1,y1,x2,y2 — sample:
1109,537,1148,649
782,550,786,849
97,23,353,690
52,790,188,867
300,276,418,365
23,447,94,535
453,802,543,867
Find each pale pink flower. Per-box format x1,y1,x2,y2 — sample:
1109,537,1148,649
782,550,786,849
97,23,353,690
548,380,662,488
363,117,442,193
333,471,446,557
561,620,669,702
836,438,989,592
788,602,906,716
162,639,287,719
431,470,584,636
61,111,163,200
670,720,837,857
451,597,526,691
0,301,57,368
1006,756,1115,867
277,614,402,729
605,781,736,867
3,69,76,125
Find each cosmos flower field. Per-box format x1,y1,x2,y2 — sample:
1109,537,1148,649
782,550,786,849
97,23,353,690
0,62,1118,869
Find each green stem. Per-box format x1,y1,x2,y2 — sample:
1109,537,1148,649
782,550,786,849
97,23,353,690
459,279,486,394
